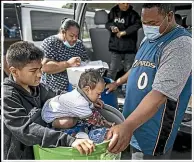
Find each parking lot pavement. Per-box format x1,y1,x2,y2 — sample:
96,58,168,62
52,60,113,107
121,132,192,160
121,149,191,160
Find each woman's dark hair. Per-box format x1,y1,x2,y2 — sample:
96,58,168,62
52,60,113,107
60,18,80,31
78,70,105,90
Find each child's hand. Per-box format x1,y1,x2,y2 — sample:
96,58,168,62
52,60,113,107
94,99,104,109
71,139,95,155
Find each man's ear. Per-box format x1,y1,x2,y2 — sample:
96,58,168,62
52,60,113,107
168,11,174,22
9,66,19,78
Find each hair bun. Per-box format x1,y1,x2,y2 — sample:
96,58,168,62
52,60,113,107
61,17,68,25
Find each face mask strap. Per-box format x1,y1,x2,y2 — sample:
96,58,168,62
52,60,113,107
160,15,170,35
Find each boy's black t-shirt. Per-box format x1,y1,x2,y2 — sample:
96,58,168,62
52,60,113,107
3,75,76,160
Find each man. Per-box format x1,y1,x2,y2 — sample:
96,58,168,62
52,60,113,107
106,3,191,160
105,3,141,80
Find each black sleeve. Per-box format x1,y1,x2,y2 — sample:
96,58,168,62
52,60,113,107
39,83,59,105
105,9,116,31
125,11,142,35
4,93,76,148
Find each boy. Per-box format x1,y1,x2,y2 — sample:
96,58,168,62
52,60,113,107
42,70,114,129
105,3,141,80
4,41,95,160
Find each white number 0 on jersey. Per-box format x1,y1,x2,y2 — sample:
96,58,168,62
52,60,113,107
137,72,148,90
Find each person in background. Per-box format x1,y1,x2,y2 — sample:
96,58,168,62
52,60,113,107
105,3,191,160
105,3,141,80
4,41,95,160
41,18,89,92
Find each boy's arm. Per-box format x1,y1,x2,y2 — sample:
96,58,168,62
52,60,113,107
40,83,59,104
124,11,142,36
4,94,76,147
105,9,116,30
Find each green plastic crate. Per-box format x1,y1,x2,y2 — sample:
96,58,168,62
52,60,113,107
33,140,121,160
33,104,124,160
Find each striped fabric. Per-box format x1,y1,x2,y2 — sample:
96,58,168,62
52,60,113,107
41,89,94,123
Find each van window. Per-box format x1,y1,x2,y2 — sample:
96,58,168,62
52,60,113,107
81,4,111,42
4,3,22,53
30,11,73,41
4,4,21,40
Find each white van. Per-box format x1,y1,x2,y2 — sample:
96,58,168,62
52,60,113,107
3,1,192,144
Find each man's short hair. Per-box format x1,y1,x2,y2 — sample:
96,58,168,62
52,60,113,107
6,41,44,69
78,70,105,90
142,3,175,15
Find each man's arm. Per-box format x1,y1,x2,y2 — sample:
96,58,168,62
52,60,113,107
125,90,166,131
115,70,130,86
106,70,130,94
107,89,167,153
4,94,76,147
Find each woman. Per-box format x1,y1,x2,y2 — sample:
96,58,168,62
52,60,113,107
41,18,89,92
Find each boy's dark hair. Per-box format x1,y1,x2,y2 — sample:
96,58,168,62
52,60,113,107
78,70,105,90
60,18,80,31
6,41,44,69
142,3,175,15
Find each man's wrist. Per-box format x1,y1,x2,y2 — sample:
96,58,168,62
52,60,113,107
114,78,121,86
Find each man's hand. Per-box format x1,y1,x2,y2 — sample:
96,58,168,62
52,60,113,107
67,57,81,67
94,99,104,109
111,26,119,33
116,31,126,38
71,139,95,155
106,122,133,154
105,82,118,94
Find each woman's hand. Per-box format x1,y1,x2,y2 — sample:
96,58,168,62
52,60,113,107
67,57,81,67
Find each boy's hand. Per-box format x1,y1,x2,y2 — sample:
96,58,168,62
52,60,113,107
111,26,119,33
67,57,81,67
71,139,95,155
94,99,104,109
116,31,126,38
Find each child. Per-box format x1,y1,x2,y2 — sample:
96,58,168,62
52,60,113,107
4,41,95,160
41,70,114,130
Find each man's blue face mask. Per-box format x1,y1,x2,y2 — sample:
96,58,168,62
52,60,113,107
143,16,169,40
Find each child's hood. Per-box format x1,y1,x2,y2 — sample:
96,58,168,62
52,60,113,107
4,75,40,98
